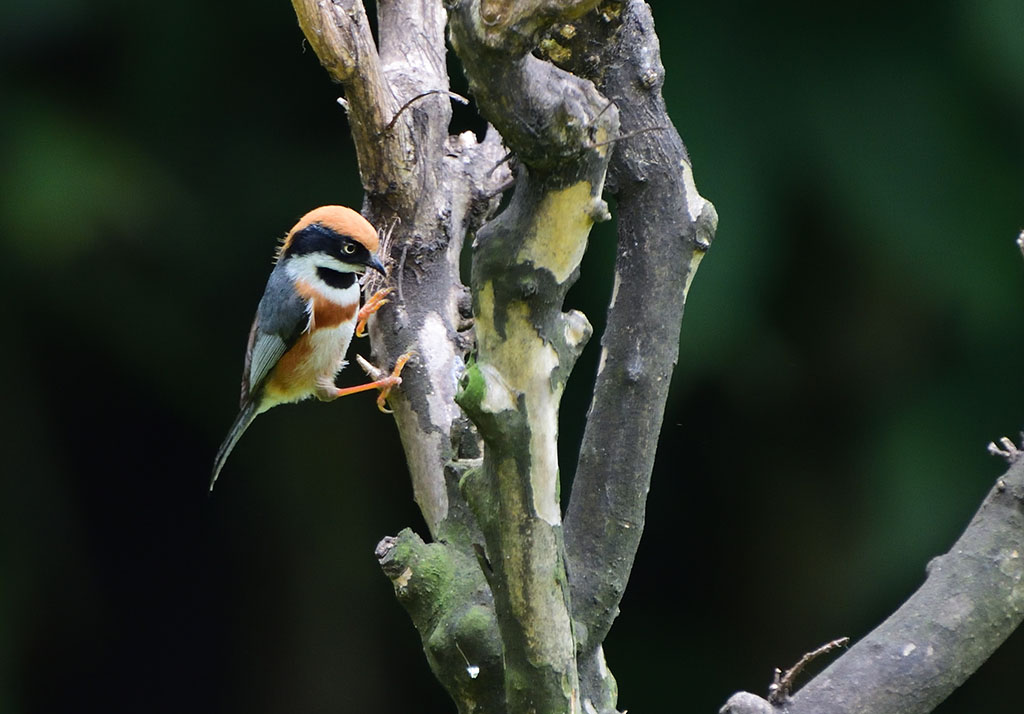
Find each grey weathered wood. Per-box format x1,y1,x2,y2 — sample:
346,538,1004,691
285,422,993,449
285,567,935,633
289,1,714,712
448,2,620,710
532,3,717,710
722,455,1024,714
290,2,1024,714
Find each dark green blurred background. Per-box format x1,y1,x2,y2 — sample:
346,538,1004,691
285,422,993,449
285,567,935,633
2,0,1022,711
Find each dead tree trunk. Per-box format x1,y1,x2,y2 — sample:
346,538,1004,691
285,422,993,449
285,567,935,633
289,1,1024,713
290,0,714,711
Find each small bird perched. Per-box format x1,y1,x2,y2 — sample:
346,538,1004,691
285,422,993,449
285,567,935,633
211,205,410,490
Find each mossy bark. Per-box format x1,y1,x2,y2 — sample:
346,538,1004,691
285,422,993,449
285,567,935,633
456,170,602,714
290,1,716,712
377,529,504,714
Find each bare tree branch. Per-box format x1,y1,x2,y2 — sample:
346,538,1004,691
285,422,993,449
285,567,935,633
288,3,1024,713
721,453,1024,714
291,0,404,197
291,3,510,711
294,0,505,538
291,2,718,712
448,1,620,709
376,528,506,714
530,2,717,709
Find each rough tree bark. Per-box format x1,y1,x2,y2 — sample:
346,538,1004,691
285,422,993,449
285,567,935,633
289,0,1023,713
721,448,1024,714
291,0,714,711
717,252,1024,714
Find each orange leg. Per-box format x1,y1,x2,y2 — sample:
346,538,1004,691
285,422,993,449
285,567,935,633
355,288,394,338
333,351,414,413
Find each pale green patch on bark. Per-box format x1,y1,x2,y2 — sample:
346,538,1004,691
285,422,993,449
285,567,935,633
457,167,606,713
516,181,596,283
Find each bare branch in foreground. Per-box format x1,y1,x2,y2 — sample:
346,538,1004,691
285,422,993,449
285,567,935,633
720,456,1024,714
473,0,603,55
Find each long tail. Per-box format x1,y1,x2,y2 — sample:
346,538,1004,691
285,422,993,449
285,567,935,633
210,401,259,492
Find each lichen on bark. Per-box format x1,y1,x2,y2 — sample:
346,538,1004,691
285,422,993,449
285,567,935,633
289,1,716,712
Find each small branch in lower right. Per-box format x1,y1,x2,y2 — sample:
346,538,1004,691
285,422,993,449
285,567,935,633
768,636,850,705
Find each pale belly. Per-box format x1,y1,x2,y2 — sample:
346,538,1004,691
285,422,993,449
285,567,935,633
260,321,356,409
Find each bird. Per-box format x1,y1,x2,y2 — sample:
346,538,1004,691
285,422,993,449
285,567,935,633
211,205,410,490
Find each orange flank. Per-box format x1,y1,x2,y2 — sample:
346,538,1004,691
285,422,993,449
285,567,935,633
263,333,315,401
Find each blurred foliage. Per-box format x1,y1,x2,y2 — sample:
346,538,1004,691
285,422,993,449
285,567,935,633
2,0,1022,712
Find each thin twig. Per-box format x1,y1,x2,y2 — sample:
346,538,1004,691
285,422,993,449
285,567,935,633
768,637,850,705
487,151,515,177
363,216,399,296
481,176,516,202
355,353,386,380
588,124,669,150
590,97,618,126
381,90,470,135
397,243,409,306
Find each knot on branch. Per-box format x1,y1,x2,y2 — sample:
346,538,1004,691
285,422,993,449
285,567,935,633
455,362,524,439
988,434,1023,464
562,309,593,362
460,0,605,58
376,530,505,712
376,529,454,619
681,160,719,247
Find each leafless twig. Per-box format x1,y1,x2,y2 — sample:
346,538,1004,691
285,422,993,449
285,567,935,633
487,151,515,177
768,637,850,704
480,176,516,202
588,124,668,149
396,243,409,306
362,216,399,296
382,90,469,135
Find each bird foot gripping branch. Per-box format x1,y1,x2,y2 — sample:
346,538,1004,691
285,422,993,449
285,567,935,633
349,352,415,414
210,205,411,490
355,287,392,337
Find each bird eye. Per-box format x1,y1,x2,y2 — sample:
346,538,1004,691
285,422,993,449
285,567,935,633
342,243,356,255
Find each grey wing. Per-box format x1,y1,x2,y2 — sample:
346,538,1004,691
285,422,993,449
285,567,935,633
241,322,290,406
240,264,311,406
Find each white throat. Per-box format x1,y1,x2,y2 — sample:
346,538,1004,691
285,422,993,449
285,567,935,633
285,252,362,304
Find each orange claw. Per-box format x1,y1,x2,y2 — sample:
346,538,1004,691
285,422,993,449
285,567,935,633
355,288,394,338
375,351,414,413
332,351,415,414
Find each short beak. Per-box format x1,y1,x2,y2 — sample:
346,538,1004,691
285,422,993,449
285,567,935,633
367,256,387,276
